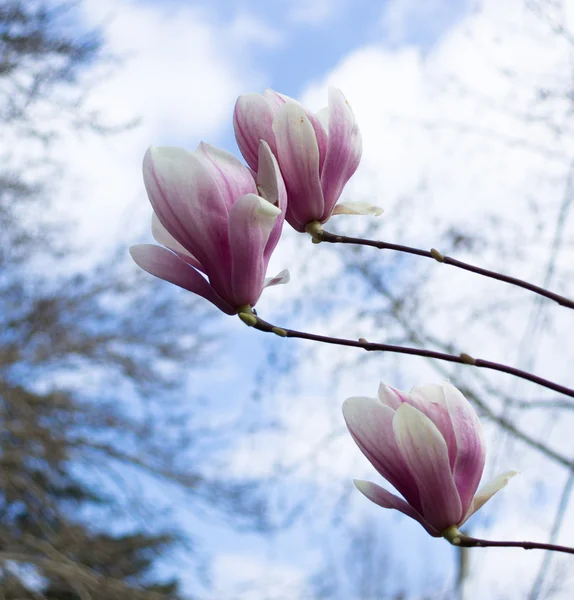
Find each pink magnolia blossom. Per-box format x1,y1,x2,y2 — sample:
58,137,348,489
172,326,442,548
130,141,288,314
343,382,517,536
234,88,379,232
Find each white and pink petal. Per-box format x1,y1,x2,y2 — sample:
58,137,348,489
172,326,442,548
442,382,486,513
255,141,287,263
273,101,325,229
130,245,235,315
151,212,204,271
320,88,362,219
343,396,421,510
233,93,276,171
460,470,519,525
228,193,281,307
354,480,440,537
196,142,257,208
393,403,463,530
331,201,383,216
142,146,231,283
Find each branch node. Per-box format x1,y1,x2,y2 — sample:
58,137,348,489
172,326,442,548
430,248,445,263
305,220,324,243
238,312,257,327
459,352,477,365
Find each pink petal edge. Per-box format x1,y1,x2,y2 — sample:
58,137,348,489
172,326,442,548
354,480,440,537
130,244,235,315
393,403,463,530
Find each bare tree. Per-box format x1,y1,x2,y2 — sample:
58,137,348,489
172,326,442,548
0,2,268,597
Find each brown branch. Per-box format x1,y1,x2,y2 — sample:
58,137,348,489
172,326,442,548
443,526,574,556
306,223,574,310
238,311,574,399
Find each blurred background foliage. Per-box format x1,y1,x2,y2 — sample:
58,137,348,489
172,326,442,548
0,1,270,597
1,0,574,599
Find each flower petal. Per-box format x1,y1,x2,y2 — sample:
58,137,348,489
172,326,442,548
377,383,404,410
305,109,328,173
315,106,330,131
142,146,232,295
354,480,440,537
442,382,486,515
130,244,235,315
461,470,519,525
256,140,287,262
320,88,362,219
151,212,204,271
234,93,276,171
407,384,458,473
228,193,281,307
393,403,463,530
332,201,384,216
343,396,422,511
196,142,257,208
263,88,288,109
273,101,325,229
264,268,290,288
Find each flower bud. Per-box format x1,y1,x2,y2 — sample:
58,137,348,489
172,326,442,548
130,141,289,314
343,382,517,536
234,88,379,232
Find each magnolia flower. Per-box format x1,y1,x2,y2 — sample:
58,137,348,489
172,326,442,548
234,88,380,232
343,382,517,536
130,141,288,314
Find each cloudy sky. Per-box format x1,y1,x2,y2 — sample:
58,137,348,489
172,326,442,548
49,0,574,598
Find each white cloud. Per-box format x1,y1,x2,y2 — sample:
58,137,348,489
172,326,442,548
210,553,308,599
28,0,574,596
226,0,574,597
46,0,278,257
227,14,284,49
80,0,260,137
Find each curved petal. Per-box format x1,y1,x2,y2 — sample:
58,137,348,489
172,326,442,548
142,146,232,296
196,143,257,208
409,382,448,406
354,480,440,537
315,106,330,131
256,140,287,263
263,269,290,288
233,93,276,171
273,101,325,228
377,383,405,410
332,201,383,216
284,203,307,233
460,470,519,526
407,384,457,473
130,244,235,315
151,212,204,271
342,396,422,511
442,382,486,515
393,403,463,530
320,88,362,220
305,109,328,173
228,193,281,307
263,88,289,109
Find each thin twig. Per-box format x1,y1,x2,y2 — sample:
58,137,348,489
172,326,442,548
444,526,574,556
306,223,574,310
528,470,574,599
237,311,574,399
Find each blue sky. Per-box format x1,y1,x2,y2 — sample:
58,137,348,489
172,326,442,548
41,0,574,597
